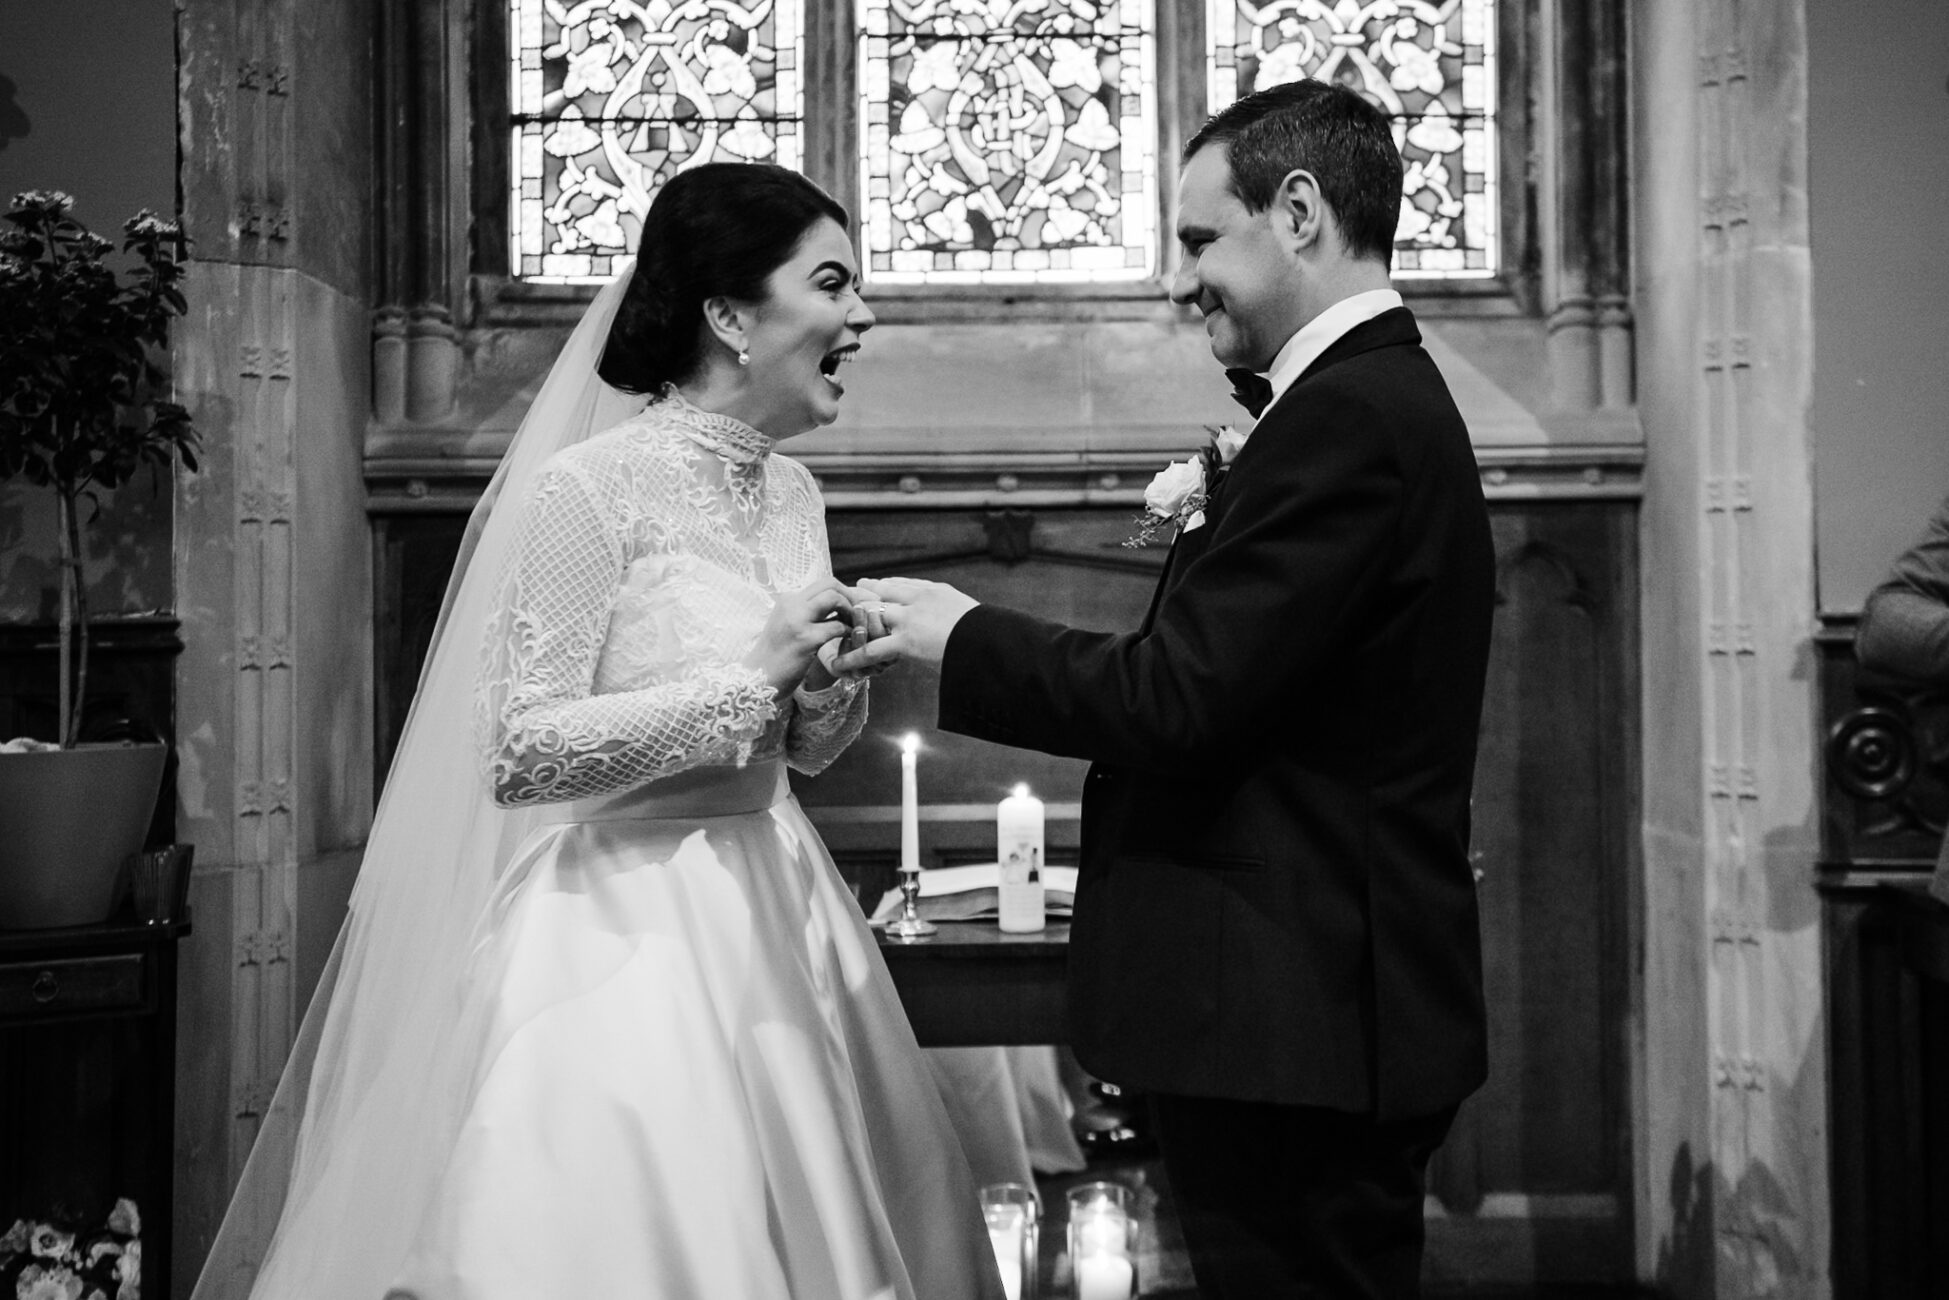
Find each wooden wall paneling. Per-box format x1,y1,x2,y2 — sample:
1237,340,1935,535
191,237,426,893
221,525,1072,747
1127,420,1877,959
1424,502,1636,1287
1479,515,1613,1191
1819,888,1949,1300
0,1022,149,1225
1818,623,1949,1298
370,516,465,788
1926,967,1949,1290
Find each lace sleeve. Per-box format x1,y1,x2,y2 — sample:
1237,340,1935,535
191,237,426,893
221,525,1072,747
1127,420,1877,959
787,674,868,775
476,457,779,807
781,463,868,774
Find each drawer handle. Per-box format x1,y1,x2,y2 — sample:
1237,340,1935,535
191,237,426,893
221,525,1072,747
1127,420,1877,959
31,970,59,1003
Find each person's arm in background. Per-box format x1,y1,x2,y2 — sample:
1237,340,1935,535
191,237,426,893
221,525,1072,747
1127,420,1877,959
1857,492,1949,682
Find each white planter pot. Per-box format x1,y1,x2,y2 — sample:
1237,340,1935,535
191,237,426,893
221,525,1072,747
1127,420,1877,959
0,742,168,928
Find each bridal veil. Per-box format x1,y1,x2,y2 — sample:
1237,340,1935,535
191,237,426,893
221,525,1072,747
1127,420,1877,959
193,272,646,1298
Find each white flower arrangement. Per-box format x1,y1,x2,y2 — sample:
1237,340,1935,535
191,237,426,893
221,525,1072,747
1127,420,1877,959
1122,424,1249,548
0,1199,140,1300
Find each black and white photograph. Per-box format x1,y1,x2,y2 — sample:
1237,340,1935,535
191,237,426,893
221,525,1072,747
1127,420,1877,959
0,2,1945,1296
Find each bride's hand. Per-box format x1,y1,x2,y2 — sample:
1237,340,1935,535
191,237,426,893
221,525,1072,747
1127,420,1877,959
817,587,898,681
747,578,855,695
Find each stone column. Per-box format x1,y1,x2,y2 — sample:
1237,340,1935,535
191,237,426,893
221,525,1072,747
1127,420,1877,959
1635,0,1829,1294
371,0,413,426
174,8,300,1268
371,0,462,426
171,1,374,1292
1697,5,1827,1288
1543,0,1634,413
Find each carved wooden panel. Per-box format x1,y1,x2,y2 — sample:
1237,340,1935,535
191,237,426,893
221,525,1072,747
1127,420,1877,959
370,517,465,789
1824,888,1949,1300
1462,507,1632,1187
1819,620,1949,1297
1820,621,1949,872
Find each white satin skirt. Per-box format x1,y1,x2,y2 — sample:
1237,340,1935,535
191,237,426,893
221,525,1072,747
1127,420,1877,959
381,762,1003,1300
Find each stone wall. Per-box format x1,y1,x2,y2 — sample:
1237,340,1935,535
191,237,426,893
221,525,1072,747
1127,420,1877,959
1807,0,1949,613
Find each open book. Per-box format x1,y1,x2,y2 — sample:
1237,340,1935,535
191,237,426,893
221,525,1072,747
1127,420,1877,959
868,862,1078,926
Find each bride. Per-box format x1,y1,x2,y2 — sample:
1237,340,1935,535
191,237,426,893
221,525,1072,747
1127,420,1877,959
194,164,1003,1299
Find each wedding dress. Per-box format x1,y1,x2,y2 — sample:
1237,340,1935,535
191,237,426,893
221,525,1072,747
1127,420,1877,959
381,395,1001,1298
194,272,1001,1300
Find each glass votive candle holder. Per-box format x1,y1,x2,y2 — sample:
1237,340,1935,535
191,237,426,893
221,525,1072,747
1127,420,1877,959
1066,1181,1137,1300
980,1181,1038,1300
127,846,184,924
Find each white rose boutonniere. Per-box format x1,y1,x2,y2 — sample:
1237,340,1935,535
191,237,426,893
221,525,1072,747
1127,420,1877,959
1123,423,1250,548
1143,457,1204,518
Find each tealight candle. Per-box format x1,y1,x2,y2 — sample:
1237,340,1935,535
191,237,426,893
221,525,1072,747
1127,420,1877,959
996,782,1046,933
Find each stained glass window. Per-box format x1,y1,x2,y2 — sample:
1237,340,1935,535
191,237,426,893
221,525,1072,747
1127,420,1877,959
1207,0,1498,277
858,0,1159,285
511,0,805,283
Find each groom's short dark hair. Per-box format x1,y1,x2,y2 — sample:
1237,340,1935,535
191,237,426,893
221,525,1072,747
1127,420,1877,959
1185,79,1402,265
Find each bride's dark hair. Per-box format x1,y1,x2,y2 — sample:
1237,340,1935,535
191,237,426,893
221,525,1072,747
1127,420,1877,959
599,163,850,394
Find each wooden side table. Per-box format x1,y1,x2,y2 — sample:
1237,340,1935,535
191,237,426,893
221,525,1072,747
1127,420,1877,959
0,898,192,1299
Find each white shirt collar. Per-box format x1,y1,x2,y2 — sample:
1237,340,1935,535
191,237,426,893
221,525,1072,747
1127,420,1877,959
1259,289,1404,414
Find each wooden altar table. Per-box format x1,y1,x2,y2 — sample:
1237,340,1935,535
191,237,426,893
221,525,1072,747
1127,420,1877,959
876,921,1070,1047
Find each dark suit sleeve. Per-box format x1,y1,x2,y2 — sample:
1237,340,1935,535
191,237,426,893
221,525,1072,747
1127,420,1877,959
1857,492,1949,682
940,388,1404,774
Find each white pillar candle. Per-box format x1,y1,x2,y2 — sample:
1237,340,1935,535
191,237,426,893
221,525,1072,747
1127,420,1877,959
900,733,921,873
1073,1252,1134,1300
997,782,1047,933
984,1201,1026,1300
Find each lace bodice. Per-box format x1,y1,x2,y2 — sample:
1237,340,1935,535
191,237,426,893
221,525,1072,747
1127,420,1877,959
476,393,867,807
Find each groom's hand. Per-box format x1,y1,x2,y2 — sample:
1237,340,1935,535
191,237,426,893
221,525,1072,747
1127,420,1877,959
831,577,980,673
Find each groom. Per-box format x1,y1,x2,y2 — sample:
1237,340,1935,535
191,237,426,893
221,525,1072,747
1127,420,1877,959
841,79,1493,1297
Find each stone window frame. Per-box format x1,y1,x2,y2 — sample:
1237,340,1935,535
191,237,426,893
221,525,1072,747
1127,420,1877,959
453,0,1560,329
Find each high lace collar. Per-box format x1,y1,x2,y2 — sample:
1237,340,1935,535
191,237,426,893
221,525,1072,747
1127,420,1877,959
656,385,773,466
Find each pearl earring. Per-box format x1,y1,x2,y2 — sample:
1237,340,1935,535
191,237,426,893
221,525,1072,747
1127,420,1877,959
737,348,750,367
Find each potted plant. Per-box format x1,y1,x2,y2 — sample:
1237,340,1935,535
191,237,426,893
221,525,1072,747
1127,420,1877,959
0,190,199,928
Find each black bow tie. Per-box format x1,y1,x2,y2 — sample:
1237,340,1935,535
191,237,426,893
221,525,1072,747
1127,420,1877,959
1225,368,1273,419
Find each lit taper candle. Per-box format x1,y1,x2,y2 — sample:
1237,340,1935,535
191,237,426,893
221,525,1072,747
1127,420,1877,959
900,733,921,873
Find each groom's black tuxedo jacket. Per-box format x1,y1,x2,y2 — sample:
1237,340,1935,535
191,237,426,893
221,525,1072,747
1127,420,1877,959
939,308,1494,1121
